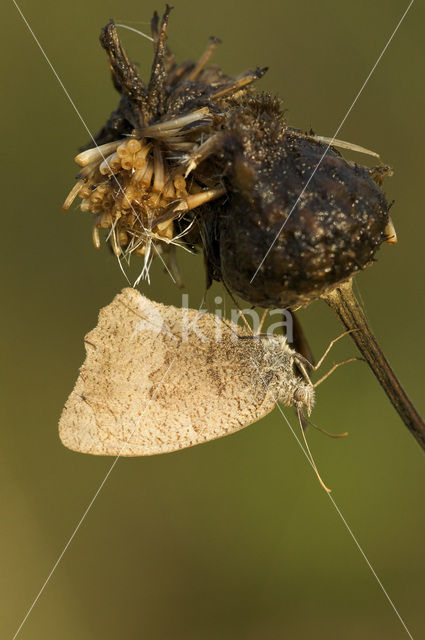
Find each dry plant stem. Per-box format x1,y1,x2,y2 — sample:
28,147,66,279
323,278,425,451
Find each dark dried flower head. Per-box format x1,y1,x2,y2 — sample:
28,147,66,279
63,5,266,279
63,5,395,306
209,104,395,308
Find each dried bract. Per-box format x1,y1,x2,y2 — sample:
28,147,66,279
62,6,266,274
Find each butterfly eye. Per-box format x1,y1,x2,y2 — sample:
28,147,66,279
293,385,314,415
293,387,307,404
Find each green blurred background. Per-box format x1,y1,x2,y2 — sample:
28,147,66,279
2,1,424,638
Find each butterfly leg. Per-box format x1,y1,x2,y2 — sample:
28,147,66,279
313,329,359,371
294,356,313,386
256,308,269,335
313,357,361,388
309,329,362,388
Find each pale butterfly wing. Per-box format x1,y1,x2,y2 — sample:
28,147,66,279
59,288,277,456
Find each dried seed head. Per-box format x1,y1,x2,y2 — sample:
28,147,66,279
62,7,394,304
209,111,394,308
62,9,264,271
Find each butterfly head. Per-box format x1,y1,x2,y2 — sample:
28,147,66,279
293,382,315,416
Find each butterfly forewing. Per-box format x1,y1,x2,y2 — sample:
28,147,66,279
59,288,277,456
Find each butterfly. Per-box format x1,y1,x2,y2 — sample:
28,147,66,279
59,288,319,457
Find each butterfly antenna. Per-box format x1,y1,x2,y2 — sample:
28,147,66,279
306,418,348,439
297,409,332,493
